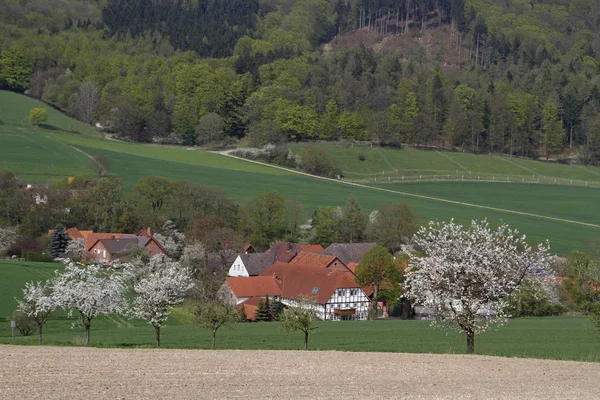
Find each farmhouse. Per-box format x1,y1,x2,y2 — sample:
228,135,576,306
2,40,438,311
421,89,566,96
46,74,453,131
87,235,166,263
261,262,370,320
228,253,276,277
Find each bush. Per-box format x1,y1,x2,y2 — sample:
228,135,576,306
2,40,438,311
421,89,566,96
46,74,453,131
300,144,337,177
22,251,53,262
9,311,35,336
358,154,366,161
6,236,42,257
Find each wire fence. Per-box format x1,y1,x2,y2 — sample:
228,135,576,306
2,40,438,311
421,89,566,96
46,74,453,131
345,171,600,189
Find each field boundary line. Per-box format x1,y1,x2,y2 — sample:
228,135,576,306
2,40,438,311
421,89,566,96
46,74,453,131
495,156,540,176
216,152,600,229
575,164,600,177
372,147,396,170
436,151,468,171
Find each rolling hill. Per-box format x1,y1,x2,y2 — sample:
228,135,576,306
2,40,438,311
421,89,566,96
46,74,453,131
1,90,599,254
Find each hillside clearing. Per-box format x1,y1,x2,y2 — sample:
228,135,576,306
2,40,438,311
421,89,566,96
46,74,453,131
1,346,598,399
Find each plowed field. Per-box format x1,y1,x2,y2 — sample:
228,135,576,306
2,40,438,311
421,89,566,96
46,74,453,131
1,346,599,399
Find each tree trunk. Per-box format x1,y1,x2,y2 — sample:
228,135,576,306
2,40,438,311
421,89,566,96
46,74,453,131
371,284,379,319
304,331,308,350
466,331,475,354
85,323,91,345
212,331,216,349
38,324,43,345
155,325,161,347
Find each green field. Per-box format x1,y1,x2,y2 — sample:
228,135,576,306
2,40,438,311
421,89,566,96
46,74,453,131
1,260,599,361
1,90,600,254
291,142,600,186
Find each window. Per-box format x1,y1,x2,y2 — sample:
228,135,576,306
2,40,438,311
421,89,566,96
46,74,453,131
312,287,319,294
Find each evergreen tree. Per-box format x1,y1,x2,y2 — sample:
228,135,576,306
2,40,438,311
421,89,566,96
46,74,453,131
48,226,70,259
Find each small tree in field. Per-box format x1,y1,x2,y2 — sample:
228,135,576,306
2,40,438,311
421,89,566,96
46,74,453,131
194,300,238,349
126,257,193,347
28,108,48,126
279,297,320,350
52,263,126,345
406,220,551,354
16,280,56,344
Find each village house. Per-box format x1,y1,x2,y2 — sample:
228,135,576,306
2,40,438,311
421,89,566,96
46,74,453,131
228,253,276,277
87,235,166,263
260,262,370,320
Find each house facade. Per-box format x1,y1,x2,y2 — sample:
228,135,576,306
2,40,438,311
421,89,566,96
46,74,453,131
228,253,276,277
87,236,166,263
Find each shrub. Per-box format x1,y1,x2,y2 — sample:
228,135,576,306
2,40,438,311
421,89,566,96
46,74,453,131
300,144,337,177
6,236,42,257
358,154,366,161
9,311,35,336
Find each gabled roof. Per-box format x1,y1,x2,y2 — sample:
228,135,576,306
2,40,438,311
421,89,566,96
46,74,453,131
260,262,360,304
226,276,282,298
97,237,151,255
299,244,325,253
239,253,276,276
324,243,377,265
86,233,137,251
347,262,358,274
243,243,256,253
288,252,344,269
266,242,324,263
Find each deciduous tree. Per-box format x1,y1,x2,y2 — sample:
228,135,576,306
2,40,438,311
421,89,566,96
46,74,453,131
194,300,238,349
279,297,320,350
52,263,126,345
406,220,552,354
16,280,56,344
28,108,48,126
355,245,399,317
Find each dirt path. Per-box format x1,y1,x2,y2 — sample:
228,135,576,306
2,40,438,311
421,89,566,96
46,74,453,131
0,346,598,399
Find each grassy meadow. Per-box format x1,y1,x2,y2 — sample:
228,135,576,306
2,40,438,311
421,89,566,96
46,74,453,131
1,260,599,362
1,90,600,253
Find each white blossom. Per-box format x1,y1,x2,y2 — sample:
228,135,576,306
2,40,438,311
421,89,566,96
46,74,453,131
16,280,57,344
154,220,185,260
368,210,379,224
0,225,18,253
52,263,126,344
126,257,193,346
65,238,86,260
405,219,552,353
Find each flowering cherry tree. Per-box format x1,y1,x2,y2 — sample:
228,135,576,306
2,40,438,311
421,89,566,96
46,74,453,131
406,220,551,354
126,257,193,347
16,281,57,344
52,263,126,345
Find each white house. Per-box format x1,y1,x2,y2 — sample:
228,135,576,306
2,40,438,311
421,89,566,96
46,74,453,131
228,253,276,277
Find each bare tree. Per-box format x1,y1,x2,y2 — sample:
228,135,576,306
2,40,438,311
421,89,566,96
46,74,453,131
76,81,100,125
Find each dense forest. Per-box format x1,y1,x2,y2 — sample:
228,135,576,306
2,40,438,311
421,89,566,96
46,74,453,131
1,0,600,163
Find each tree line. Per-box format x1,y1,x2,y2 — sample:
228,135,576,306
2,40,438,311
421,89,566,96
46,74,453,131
1,0,600,163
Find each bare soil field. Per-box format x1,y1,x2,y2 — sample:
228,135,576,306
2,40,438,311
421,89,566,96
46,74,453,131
1,345,599,399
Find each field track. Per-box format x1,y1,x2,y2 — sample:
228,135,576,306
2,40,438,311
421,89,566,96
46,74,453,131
218,153,600,229
1,345,598,399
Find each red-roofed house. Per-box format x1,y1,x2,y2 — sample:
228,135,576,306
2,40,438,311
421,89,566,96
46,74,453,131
87,235,166,263
218,276,282,305
260,262,370,320
266,242,324,263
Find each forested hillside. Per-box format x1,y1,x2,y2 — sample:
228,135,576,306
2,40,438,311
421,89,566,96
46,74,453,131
1,0,600,163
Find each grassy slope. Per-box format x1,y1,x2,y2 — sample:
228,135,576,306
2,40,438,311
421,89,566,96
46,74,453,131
0,260,60,318
1,91,600,253
290,143,600,184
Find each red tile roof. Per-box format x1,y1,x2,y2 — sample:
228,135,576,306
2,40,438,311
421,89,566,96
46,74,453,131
226,276,282,298
347,262,358,274
299,244,325,253
289,252,344,269
260,262,360,304
238,297,265,321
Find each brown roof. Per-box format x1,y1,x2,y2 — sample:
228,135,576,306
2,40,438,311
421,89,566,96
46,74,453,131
48,227,89,241
324,243,377,265
86,233,136,251
289,252,344,269
238,297,263,321
299,244,325,253
226,276,282,298
260,262,360,304
239,253,276,275
97,237,151,255
347,262,358,274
